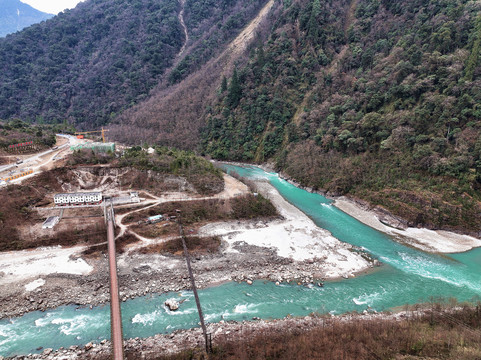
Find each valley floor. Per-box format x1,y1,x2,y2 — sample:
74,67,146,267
0,176,371,321
2,167,481,359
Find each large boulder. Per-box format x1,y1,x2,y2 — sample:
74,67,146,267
165,299,179,311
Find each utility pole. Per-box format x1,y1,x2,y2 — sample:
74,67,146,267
177,210,211,354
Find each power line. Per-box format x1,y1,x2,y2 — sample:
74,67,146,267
177,209,211,354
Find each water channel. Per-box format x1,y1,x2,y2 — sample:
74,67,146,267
1,165,480,356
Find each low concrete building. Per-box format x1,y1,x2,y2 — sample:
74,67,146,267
130,192,140,203
42,216,59,229
146,214,163,224
70,142,115,153
54,192,102,206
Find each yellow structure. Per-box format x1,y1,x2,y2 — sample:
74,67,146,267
2,169,33,182
74,127,109,143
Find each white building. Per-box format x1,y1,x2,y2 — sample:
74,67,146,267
54,192,102,206
54,193,71,205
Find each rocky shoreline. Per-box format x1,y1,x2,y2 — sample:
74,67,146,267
8,311,400,360
0,238,378,320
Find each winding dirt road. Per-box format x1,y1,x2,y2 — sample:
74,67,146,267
114,174,249,250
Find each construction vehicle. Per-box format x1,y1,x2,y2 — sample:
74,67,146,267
74,127,109,143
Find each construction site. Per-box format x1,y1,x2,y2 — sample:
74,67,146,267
0,134,274,358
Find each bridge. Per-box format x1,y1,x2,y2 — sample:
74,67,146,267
106,203,124,359
103,203,211,359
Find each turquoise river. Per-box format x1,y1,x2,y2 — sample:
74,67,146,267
1,165,480,356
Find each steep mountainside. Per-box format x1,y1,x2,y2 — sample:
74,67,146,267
109,0,274,149
0,0,184,127
0,0,269,129
201,0,481,233
0,0,53,37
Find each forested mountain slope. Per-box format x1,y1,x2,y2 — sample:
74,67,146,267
0,0,53,37
2,0,481,233
202,0,481,234
0,0,267,128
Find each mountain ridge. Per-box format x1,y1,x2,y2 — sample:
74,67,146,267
0,0,53,37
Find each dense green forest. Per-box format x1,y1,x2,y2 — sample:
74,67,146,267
0,0,268,129
202,0,481,234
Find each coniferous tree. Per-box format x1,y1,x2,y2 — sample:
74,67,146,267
257,45,265,68
465,15,481,81
227,68,242,107
221,76,228,93
307,0,321,43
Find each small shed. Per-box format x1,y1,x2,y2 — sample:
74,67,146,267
42,216,60,229
146,214,163,224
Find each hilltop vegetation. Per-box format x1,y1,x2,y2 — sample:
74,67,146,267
69,145,224,195
202,0,481,234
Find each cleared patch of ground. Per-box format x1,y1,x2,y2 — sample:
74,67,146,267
136,236,221,256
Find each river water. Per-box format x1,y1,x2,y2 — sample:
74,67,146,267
1,165,480,356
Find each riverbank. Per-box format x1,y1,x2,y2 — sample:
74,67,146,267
333,196,481,253
13,303,477,360
7,313,385,359
261,160,481,254
200,181,372,277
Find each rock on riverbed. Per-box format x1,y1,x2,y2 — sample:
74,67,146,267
165,299,179,311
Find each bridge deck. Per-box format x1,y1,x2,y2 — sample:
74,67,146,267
107,207,124,359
